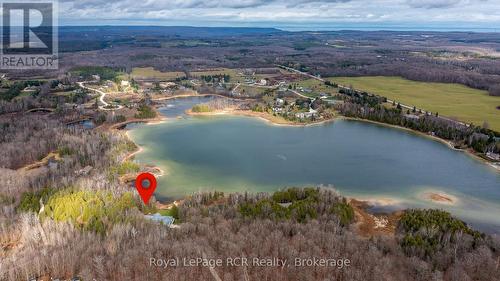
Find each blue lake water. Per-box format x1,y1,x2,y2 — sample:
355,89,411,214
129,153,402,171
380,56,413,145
128,97,500,232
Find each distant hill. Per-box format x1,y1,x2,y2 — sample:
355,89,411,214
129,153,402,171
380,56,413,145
59,26,284,38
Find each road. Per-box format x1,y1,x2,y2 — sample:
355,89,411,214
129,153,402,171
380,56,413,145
288,89,312,99
78,81,123,110
231,83,240,95
277,64,325,82
278,65,468,127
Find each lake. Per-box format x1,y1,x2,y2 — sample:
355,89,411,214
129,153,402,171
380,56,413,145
128,97,500,232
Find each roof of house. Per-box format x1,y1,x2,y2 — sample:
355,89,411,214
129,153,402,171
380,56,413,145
145,213,175,226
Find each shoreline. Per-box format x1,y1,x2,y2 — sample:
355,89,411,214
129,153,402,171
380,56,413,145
109,115,168,130
112,95,499,208
187,108,337,127
186,108,499,172
116,109,496,234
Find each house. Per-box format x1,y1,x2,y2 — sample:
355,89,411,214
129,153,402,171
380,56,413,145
319,93,329,99
486,152,500,161
56,83,67,90
145,213,175,227
121,80,130,87
260,79,267,86
272,107,283,113
405,114,420,120
92,75,100,81
295,108,317,119
275,98,285,106
159,82,176,89
295,112,306,119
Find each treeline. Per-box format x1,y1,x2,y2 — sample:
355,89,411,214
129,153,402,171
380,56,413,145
70,66,120,81
335,89,500,154
200,74,231,83
134,105,157,119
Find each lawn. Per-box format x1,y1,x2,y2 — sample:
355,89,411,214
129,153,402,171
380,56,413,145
131,67,186,81
330,76,500,131
234,85,269,97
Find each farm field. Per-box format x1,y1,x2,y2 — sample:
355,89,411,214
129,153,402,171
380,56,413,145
331,76,500,131
130,67,186,81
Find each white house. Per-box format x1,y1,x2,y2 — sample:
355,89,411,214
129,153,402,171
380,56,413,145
486,152,500,161
145,213,175,227
295,109,317,119
272,107,283,113
121,80,130,87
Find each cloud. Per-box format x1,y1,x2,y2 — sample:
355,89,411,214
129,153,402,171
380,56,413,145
61,0,352,10
405,0,461,9
56,0,499,27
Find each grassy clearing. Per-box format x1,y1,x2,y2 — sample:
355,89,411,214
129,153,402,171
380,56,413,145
42,190,137,234
131,67,185,81
296,79,338,98
238,85,269,97
331,76,500,131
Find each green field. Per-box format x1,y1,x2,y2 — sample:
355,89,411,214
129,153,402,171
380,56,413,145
330,76,500,131
131,67,185,81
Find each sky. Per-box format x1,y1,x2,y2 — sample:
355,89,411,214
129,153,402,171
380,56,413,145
55,0,500,31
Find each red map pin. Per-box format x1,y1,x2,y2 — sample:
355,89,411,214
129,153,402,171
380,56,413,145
135,172,157,204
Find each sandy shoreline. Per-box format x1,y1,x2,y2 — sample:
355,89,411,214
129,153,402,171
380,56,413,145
187,108,337,127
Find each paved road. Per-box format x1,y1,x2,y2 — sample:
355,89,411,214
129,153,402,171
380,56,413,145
78,81,123,110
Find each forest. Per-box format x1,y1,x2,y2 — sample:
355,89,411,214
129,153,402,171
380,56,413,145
5,27,500,97
1,185,499,280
